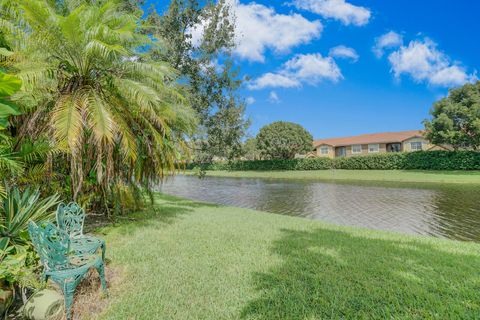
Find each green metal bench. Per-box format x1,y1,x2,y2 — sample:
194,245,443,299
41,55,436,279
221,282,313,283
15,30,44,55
28,221,107,320
56,202,106,261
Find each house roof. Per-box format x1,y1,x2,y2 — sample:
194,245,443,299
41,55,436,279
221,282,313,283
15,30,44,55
314,130,425,147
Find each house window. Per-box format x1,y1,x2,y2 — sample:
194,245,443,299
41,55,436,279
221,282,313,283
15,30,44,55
410,141,423,151
368,144,379,153
320,146,329,155
387,143,402,152
352,145,362,154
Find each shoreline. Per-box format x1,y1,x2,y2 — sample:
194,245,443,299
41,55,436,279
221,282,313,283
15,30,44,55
183,169,480,185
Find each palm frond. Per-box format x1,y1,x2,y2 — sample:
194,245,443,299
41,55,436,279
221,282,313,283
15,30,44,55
0,146,23,175
113,77,160,112
51,93,84,150
85,39,129,60
110,109,138,162
18,163,52,184
18,139,52,164
15,64,56,90
86,91,115,144
57,3,85,45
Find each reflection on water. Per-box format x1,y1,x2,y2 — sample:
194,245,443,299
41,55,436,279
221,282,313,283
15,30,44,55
158,175,480,241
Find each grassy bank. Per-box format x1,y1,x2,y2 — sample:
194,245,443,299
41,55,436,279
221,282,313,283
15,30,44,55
96,194,480,319
191,169,480,184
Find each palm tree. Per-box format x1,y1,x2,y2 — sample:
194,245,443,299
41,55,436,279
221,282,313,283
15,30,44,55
0,0,196,210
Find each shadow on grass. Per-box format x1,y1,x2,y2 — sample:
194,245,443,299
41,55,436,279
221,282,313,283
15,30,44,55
157,193,221,209
242,228,480,319
85,193,218,234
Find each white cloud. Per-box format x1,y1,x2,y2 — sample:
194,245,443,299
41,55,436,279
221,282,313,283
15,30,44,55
388,38,477,87
190,0,322,62
245,96,256,104
269,91,281,103
329,45,359,62
248,73,301,90
429,66,476,87
248,53,342,90
291,0,371,26
189,24,205,48
373,31,403,58
285,54,343,84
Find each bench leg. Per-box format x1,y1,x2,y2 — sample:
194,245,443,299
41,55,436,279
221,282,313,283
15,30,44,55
63,279,78,320
101,241,106,261
95,262,107,292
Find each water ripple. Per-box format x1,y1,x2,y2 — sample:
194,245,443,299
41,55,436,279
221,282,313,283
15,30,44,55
158,175,480,242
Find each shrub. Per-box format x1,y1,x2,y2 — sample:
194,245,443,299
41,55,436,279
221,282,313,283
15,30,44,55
403,151,480,170
187,151,480,171
0,187,60,289
0,187,60,247
333,153,406,170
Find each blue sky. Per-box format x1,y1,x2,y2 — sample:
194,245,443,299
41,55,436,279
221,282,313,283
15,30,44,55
148,0,480,139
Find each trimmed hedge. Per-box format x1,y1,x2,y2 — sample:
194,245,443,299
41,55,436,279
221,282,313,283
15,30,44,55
333,153,406,170
190,157,333,171
188,151,480,171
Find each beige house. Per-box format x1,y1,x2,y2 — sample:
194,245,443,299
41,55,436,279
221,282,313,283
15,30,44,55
312,130,447,158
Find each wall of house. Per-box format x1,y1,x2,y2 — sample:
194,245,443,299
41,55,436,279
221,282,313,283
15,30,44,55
316,139,444,158
378,143,387,154
402,137,430,152
344,143,387,157
313,137,450,158
345,145,365,157
316,144,335,158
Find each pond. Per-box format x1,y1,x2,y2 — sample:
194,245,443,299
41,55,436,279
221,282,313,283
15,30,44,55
158,175,480,242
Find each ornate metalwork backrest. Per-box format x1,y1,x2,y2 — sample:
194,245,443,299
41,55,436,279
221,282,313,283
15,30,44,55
32,222,70,271
56,202,85,238
28,221,46,267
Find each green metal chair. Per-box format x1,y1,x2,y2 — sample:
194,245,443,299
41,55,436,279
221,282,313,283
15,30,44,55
28,221,107,320
56,202,106,261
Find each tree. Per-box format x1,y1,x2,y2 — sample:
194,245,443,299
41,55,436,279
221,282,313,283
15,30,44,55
145,0,249,161
424,81,480,150
256,122,313,159
0,0,196,212
243,138,260,160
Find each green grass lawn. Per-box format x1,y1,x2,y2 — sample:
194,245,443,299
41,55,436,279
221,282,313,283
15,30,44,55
193,169,480,184
96,194,480,319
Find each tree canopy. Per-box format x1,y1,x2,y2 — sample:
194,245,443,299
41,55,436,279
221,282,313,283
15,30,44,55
242,137,260,160
256,122,313,159
145,0,249,161
424,81,480,150
0,0,196,211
